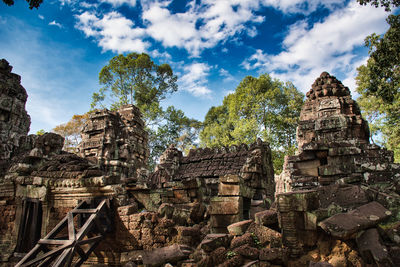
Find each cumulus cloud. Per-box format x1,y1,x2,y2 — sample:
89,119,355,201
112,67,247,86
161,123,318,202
75,11,149,53
100,0,136,7
142,0,265,57
262,0,346,14
72,0,351,57
180,63,212,97
49,20,63,28
219,68,235,82
242,1,388,93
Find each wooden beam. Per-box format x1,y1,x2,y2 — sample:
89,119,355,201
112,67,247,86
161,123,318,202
68,212,76,240
20,243,71,266
77,235,103,246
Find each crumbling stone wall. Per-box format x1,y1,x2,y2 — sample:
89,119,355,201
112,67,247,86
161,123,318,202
79,105,149,181
0,59,30,180
134,139,275,233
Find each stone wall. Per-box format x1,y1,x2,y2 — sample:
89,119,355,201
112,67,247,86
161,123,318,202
79,105,149,181
0,59,30,180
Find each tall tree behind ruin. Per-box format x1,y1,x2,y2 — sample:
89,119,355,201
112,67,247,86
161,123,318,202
200,74,304,173
53,113,89,153
356,12,400,162
91,53,200,169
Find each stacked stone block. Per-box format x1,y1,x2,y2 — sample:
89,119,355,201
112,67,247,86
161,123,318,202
80,104,149,181
117,205,177,251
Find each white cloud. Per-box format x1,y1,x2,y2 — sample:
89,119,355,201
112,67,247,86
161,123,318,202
100,0,136,7
262,0,346,14
242,1,388,94
142,0,265,57
49,20,63,28
219,68,235,82
180,63,212,97
75,11,150,53
38,15,44,20
71,0,351,57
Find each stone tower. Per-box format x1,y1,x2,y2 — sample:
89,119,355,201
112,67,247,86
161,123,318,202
0,59,31,178
276,72,398,193
79,105,149,181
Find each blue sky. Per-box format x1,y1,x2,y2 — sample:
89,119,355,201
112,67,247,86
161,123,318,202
0,0,393,134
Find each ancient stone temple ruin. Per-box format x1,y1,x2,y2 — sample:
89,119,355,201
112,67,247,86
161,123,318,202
1,59,400,267
79,105,149,181
275,72,400,265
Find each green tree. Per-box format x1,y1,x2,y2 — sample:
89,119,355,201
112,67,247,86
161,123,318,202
2,0,43,9
149,106,201,169
358,15,400,103
92,53,200,168
356,13,400,162
200,74,304,173
357,0,400,11
36,129,45,135
92,53,177,112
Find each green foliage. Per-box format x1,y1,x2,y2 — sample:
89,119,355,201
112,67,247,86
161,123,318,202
36,129,45,135
92,53,177,111
52,113,89,154
358,15,400,103
147,106,201,170
92,53,199,168
250,232,262,248
200,74,304,173
226,251,237,259
356,14,400,162
2,0,43,9
357,0,400,11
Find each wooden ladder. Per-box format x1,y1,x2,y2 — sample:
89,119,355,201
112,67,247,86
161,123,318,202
16,199,112,267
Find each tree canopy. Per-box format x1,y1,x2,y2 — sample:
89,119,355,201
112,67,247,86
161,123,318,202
357,14,400,103
2,0,43,9
357,0,400,11
92,53,177,112
53,113,89,153
200,74,304,173
356,13,400,162
91,53,199,168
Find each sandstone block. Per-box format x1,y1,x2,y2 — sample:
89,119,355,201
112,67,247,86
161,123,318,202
227,220,253,236
210,214,242,228
356,228,391,266
209,196,242,215
277,190,319,212
118,204,138,216
246,223,282,247
259,247,287,263
200,234,232,252
220,174,240,183
230,233,255,249
218,183,240,196
319,201,392,239
141,244,193,266
254,210,278,226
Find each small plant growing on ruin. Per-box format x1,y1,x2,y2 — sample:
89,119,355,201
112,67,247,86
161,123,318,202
251,232,262,248
226,251,237,259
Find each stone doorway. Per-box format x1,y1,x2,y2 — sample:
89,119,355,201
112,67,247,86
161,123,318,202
15,198,43,253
